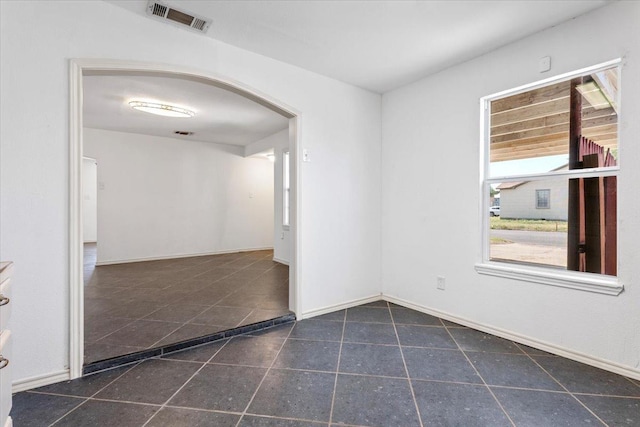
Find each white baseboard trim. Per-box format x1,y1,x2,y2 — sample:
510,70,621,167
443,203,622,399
272,257,289,266
13,369,70,393
383,294,640,381
96,247,274,266
300,294,383,320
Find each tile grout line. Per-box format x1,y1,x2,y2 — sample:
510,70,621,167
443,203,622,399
140,338,233,427
46,361,143,426
442,326,517,427
387,301,424,427
327,307,348,426
234,323,296,427
518,345,610,427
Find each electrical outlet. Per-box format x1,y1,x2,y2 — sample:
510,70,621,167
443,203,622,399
437,276,446,290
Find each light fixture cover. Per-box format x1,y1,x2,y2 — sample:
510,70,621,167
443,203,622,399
129,101,195,118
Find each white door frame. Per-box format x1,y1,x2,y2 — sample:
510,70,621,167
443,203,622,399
69,58,302,379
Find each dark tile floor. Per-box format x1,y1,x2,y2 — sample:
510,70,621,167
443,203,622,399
84,244,290,364
13,301,640,426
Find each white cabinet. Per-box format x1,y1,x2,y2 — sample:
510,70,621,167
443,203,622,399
0,262,12,427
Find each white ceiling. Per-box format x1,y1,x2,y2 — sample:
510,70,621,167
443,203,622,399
106,0,609,93
83,73,289,146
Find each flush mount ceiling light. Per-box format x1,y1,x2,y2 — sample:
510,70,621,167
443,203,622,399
128,101,195,118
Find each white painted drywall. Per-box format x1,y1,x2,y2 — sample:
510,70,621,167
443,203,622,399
382,1,640,375
244,129,291,264
0,1,381,383
83,128,274,263
82,158,98,243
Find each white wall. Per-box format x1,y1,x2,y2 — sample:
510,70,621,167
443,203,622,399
382,1,640,376
84,128,274,264
0,1,381,384
82,158,97,242
244,129,291,264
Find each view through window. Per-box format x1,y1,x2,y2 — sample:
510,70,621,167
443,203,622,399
486,64,619,276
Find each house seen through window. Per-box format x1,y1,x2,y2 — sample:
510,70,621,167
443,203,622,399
484,63,619,277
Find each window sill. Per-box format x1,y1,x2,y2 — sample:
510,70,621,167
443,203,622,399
475,262,623,296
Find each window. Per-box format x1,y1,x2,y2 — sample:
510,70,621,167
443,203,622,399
536,190,550,209
478,60,621,294
282,150,290,227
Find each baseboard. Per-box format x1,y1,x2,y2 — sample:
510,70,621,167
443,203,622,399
96,247,274,266
13,369,70,393
300,294,383,319
272,257,289,266
383,294,640,381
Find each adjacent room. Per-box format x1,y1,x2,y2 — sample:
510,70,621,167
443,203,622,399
81,71,294,365
1,0,639,426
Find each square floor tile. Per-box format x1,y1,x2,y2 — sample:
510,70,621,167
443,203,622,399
403,347,481,383
84,316,133,343
312,310,345,322
146,407,239,426
448,328,523,353
396,325,457,349
577,395,640,426
343,322,397,345
248,369,335,422
346,306,392,323
515,343,558,357
169,364,267,412
441,319,467,328
243,308,294,325
391,308,443,326
274,339,340,372
154,324,226,347
412,381,511,427
34,365,134,397
288,320,343,341
533,356,640,397
240,415,327,426
332,374,420,426
108,301,167,319
10,392,85,427
338,343,406,377
469,352,562,391
211,336,284,367
96,359,201,404
143,304,209,323
247,323,294,339
360,301,389,308
163,339,228,362
97,319,181,348
190,305,253,327
492,388,601,426
51,400,158,427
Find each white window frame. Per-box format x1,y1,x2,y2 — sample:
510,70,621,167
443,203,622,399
282,149,290,229
535,189,551,209
476,59,623,296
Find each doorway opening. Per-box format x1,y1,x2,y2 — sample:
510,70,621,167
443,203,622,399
70,59,301,378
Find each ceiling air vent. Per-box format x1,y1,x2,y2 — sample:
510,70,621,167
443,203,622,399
146,1,212,34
